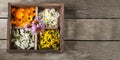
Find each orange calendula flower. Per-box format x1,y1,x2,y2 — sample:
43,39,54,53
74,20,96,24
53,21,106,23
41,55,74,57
16,12,24,19
29,12,35,17
11,8,16,16
28,16,33,22
29,7,35,12
11,7,35,28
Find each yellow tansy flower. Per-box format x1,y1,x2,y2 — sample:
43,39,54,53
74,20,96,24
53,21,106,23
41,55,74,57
38,29,60,50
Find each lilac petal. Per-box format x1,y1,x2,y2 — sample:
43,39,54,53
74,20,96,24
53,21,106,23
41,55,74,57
31,24,36,28
31,24,37,29
38,18,41,20
37,24,41,28
32,27,36,31
32,21,35,25
31,29,37,34
31,23,36,26
31,27,37,32
39,22,45,28
31,24,37,33
34,17,39,20
39,21,44,24
33,31,38,35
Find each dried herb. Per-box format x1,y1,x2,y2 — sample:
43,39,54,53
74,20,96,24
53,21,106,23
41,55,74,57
38,8,60,28
12,28,34,49
38,29,60,50
11,7,35,27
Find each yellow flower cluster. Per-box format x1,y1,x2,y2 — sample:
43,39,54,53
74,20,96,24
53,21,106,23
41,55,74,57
38,29,60,50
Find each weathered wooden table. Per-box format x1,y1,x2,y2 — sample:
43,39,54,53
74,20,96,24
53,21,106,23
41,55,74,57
0,0,120,60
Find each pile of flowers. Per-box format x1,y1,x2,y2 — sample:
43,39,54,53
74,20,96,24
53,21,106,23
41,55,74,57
38,29,60,50
11,7,35,27
12,28,34,49
38,8,60,28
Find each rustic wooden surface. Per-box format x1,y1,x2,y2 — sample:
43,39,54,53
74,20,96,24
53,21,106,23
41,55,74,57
1,0,120,60
2,0,120,18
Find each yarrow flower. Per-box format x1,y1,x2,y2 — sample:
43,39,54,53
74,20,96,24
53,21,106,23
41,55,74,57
24,17,45,35
12,29,34,49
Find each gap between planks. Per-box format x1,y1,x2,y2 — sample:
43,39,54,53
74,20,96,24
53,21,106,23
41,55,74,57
1,39,120,41
2,17,120,19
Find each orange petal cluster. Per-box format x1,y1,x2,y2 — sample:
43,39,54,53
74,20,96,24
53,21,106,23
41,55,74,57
11,7,35,27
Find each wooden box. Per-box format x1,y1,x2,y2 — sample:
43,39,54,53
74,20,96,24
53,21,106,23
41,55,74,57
7,2,64,53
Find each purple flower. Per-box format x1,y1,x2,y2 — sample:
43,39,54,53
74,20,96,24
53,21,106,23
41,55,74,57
24,17,45,35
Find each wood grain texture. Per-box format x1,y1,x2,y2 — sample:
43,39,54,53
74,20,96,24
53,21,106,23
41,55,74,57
0,0,22,17
1,0,120,18
1,40,120,60
64,19,120,40
0,40,7,49
1,19,120,40
0,19,7,39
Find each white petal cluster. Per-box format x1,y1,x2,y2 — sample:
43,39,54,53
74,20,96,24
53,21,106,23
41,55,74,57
38,8,60,27
13,29,34,49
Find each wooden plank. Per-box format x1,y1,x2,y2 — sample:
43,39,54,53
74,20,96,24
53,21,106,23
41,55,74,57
65,41,120,60
64,19,120,40
1,40,120,60
0,0,21,18
2,19,120,40
0,40,7,49
37,0,120,19
1,0,120,18
0,19,7,39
